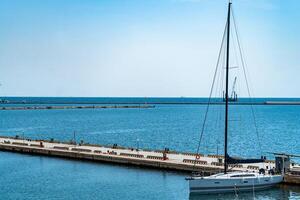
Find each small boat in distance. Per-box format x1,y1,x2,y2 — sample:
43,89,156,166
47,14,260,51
187,1,283,194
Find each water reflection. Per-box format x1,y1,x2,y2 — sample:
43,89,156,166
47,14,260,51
189,185,300,200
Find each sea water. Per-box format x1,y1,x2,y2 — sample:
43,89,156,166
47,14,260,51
0,97,299,199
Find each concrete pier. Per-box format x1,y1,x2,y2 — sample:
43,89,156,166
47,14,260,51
0,136,299,185
0,136,275,172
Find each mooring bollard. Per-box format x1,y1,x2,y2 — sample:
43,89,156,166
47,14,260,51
163,148,169,160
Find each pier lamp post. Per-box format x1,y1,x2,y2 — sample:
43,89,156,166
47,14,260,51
216,139,219,156
22,132,25,144
73,131,76,145
136,138,140,151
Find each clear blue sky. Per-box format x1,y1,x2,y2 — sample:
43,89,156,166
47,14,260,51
0,0,299,97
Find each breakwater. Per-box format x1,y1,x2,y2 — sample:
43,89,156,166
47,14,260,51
0,105,154,110
2,101,300,106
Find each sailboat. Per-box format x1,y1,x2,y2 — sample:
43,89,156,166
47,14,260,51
187,2,283,194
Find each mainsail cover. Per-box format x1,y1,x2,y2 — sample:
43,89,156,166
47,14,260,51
226,154,265,164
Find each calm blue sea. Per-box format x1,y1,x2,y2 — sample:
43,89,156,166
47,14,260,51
0,97,299,200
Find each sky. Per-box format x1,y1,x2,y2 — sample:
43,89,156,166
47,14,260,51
0,0,299,97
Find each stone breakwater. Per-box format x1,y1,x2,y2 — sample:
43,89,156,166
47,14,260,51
0,105,155,110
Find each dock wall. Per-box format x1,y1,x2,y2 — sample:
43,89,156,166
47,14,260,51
284,175,300,185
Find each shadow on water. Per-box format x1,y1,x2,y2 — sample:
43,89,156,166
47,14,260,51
189,185,300,200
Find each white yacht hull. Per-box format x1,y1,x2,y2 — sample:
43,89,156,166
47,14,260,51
188,173,283,194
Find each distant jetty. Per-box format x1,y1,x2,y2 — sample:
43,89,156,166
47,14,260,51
264,101,300,105
0,105,154,111
2,100,300,106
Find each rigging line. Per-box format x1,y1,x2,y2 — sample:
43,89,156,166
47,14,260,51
231,8,263,155
212,32,226,147
211,73,220,153
230,18,239,72
213,40,225,155
219,35,226,145
192,21,228,170
217,28,226,152
214,44,223,99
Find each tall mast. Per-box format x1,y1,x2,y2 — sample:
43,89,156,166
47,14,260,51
224,2,231,174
